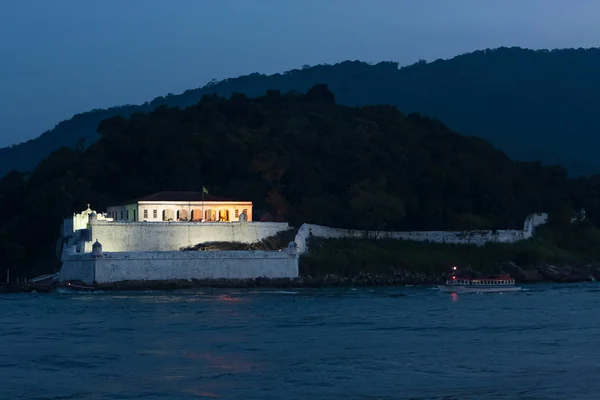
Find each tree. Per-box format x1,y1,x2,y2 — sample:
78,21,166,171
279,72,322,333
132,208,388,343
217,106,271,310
348,179,405,231
1,84,599,277
453,213,493,231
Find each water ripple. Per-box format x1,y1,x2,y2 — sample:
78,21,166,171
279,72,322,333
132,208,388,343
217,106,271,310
1,284,600,399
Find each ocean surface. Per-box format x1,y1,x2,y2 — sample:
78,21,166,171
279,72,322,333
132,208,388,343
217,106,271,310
1,284,600,400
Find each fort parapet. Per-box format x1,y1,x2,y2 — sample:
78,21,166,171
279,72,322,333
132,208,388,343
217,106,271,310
58,202,550,285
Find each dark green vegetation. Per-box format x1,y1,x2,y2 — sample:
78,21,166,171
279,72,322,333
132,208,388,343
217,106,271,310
3,46,600,177
301,220,600,281
1,85,600,278
181,228,298,251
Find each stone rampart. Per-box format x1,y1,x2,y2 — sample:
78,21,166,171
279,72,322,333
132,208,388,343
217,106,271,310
60,247,299,284
85,221,290,252
294,213,549,254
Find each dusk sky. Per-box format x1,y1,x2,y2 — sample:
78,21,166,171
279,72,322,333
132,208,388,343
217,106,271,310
1,0,599,148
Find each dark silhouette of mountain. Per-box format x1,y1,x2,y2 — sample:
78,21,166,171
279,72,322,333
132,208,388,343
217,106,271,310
2,85,599,276
2,46,600,176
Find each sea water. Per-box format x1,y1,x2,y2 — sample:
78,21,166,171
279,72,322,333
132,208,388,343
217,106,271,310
1,284,599,399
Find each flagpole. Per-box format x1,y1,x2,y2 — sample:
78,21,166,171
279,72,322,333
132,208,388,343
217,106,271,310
202,183,204,222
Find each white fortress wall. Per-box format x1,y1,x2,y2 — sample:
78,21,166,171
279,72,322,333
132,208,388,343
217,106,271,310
86,221,290,252
294,213,549,254
60,248,299,284
59,256,96,283
71,206,114,232
523,213,549,236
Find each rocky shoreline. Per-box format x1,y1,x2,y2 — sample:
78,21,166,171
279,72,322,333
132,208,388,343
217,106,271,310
500,261,600,283
1,263,599,294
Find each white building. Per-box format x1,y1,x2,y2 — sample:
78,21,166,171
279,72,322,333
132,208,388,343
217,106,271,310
106,191,253,222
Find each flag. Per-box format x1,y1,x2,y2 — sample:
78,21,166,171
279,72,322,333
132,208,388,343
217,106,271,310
202,186,209,195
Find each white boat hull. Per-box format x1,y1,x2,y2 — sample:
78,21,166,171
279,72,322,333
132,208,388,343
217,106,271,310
437,284,521,293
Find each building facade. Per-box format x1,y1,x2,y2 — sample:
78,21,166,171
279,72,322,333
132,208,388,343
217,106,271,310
106,191,253,222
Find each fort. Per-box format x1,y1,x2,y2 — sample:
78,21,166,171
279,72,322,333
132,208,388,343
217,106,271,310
58,191,550,285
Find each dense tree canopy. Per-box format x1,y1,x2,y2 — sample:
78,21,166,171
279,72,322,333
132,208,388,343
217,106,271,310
1,84,600,278
2,47,600,177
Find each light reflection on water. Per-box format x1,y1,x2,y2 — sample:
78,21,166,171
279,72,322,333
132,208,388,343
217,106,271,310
1,284,599,399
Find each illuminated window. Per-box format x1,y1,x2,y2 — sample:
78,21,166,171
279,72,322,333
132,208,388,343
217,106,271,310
235,209,240,218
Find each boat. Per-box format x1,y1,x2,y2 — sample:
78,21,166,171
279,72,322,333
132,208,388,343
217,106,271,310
437,265,521,293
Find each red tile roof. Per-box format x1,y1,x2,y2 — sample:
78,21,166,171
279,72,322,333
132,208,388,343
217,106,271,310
113,191,251,206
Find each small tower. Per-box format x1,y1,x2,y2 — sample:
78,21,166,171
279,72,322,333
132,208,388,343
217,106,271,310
88,211,98,225
92,239,103,257
287,241,298,256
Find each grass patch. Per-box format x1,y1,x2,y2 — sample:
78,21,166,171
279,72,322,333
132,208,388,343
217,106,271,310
300,225,594,277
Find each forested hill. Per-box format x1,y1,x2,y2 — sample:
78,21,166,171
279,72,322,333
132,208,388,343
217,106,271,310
3,46,600,177
2,84,600,277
